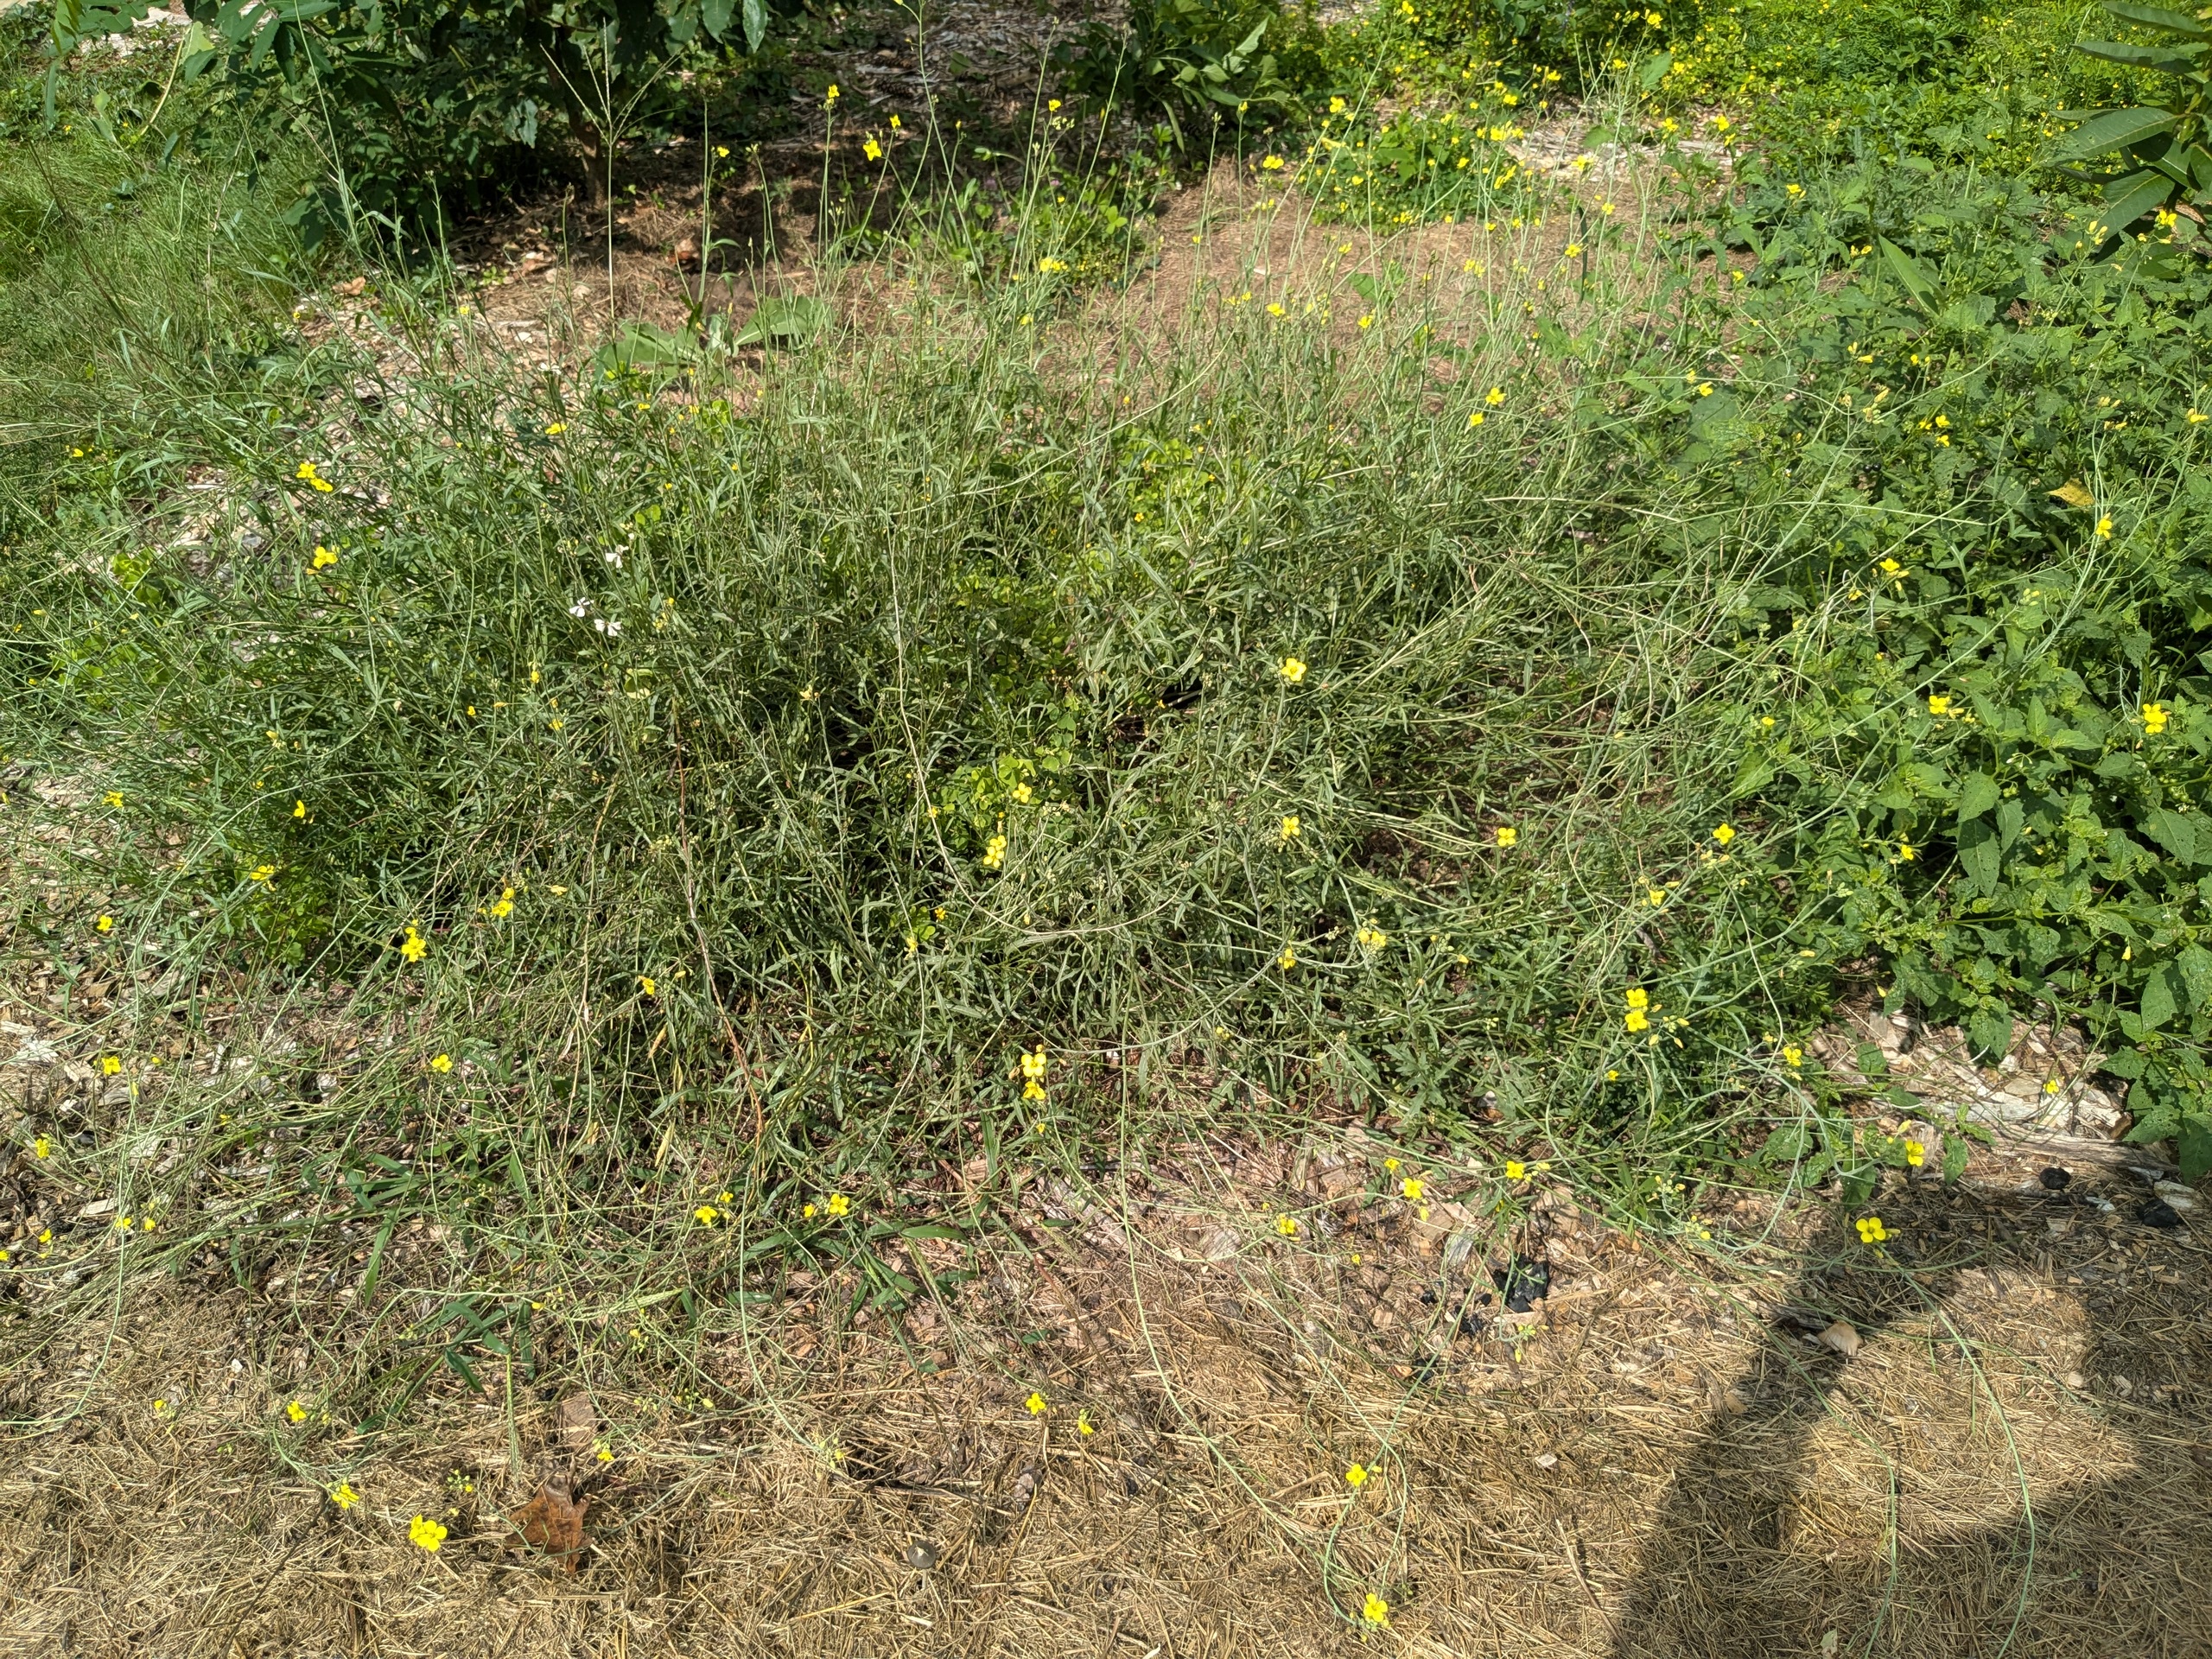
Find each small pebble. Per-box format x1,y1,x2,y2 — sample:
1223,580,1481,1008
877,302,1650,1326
1534,1452,1558,1469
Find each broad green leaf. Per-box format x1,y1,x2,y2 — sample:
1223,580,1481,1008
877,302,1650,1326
701,0,733,37
2075,39,2203,72
1877,235,1936,305
2145,806,2198,864
743,0,766,52
1967,1004,2014,1063
2055,106,2175,159
734,294,829,347
1956,770,2001,820
2179,1119,2212,1184
2101,0,2211,38
1958,817,2002,894
2177,943,2212,1010
2140,963,2177,1029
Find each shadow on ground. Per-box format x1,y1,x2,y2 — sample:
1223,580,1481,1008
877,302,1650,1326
1611,1147,2212,1657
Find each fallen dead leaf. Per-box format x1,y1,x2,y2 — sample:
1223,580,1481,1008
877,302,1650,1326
1817,1319,1863,1359
512,1477,590,1572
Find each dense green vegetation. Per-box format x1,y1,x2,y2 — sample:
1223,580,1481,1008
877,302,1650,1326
4,0,2212,1349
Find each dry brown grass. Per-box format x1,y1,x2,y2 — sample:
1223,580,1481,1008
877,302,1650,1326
3,1122,2204,1659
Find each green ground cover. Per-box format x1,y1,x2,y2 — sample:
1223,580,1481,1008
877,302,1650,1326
3,0,2212,1360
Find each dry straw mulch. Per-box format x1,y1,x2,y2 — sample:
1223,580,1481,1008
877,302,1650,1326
3,1128,2205,1658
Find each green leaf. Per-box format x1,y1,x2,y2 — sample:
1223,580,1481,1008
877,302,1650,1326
1958,817,2002,894
734,294,829,348
2179,1118,2212,1183
2055,106,2176,160
1967,1004,2013,1063
1956,770,2001,821
2101,0,2211,39
1942,1132,1972,1182
1877,235,1936,306
2097,167,2181,235
1637,51,1673,91
2145,806,2198,864
2075,38,2205,73
701,0,734,38
2141,963,2177,1029
2178,944,2212,1011
743,0,766,53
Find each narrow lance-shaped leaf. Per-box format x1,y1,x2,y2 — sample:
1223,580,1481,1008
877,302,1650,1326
2055,106,2175,159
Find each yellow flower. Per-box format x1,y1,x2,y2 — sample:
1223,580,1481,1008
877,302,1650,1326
409,1515,448,1552
1262,155,1285,170
1625,988,1649,1009
296,461,334,493
1276,1213,1299,1236
96,913,114,931
429,1053,454,1073
2143,702,2169,736
863,137,883,162
1781,1045,1802,1069
1279,657,1306,683
1363,1592,1391,1628
804,1202,817,1218
1383,1157,1400,1172
1344,1462,1369,1487
33,1135,49,1158
1267,302,1286,317
826,1192,850,1217
1026,1390,1048,1414
595,1440,613,1462
311,545,338,569
1625,1009,1649,1033
1896,838,1916,862
1401,1177,1424,1201
294,798,308,818
1854,1215,1888,1244
1077,1410,1095,1435
695,1205,718,1226
153,1398,168,1413
1504,1160,1526,1179
1281,814,1302,842
1647,887,1667,906
982,834,1007,870
1037,257,1067,274
101,1055,123,1075
104,791,125,808
1358,314,1374,329
2190,409,2208,424
287,1401,308,1423
825,83,839,103
1564,242,1582,258
331,1482,359,1510
1904,1139,1925,1167
1927,695,1950,715
1023,1079,1046,1101
640,976,657,997
1495,825,1517,847
1712,823,1735,845
248,864,276,882
2094,515,2113,538
1485,385,1505,406
1279,948,1297,970
1357,922,1388,950
398,925,427,962
543,423,567,436
1468,410,1485,427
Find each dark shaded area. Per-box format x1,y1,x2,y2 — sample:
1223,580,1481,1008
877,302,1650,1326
1611,1147,2212,1656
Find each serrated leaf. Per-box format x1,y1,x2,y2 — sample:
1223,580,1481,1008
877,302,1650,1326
2141,963,2177,1028
1942,1133,1971,1181
2049,478,2094,509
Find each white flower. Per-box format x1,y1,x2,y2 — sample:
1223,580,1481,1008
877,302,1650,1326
603,549,624,568
567,599,591,618
593,617,620,636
